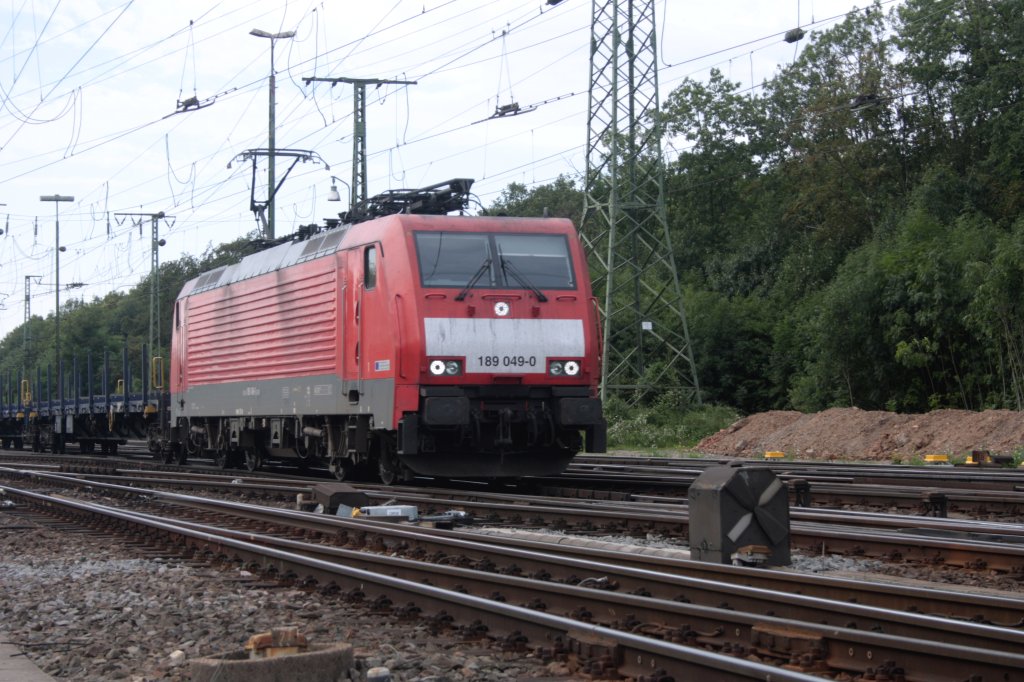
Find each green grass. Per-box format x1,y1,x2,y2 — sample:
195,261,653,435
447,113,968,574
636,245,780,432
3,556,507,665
604,392,738,451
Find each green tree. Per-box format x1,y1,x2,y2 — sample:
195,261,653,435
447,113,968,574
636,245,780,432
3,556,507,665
896,0,1024,221
687,289,778,412
965,216,1024,408
487,175,582,225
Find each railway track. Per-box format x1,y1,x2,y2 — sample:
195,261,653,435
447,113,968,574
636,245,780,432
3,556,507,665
370,486,1024,573
573,454,1024,481
556,456,1024,516
6,448,1024,518
6,464,1024,597
6,464,1024,576
3,479,1024,681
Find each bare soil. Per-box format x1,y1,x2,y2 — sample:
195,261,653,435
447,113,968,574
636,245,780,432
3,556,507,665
696,407,1024,462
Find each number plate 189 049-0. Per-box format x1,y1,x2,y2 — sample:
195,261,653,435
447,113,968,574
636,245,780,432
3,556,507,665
472,354,540,371
424,317,585,374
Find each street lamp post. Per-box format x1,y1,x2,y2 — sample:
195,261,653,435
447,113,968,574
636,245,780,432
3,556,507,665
326,176,351,204
40,193,74,453
327,176,353,221
250,28,295,241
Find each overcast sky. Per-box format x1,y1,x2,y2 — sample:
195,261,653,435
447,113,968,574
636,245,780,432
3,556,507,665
0,0,889,335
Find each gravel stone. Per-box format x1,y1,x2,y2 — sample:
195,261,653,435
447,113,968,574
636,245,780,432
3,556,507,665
0,510,569,681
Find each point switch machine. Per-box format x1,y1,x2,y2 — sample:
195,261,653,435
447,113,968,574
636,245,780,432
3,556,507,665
688,461,791,566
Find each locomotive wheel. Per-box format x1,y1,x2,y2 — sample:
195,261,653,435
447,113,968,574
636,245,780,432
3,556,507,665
378,460,397,485
147,428,162,454
377,435,407,485
330,457,354,481
213,448,231,469
213,431,234,469
243,448,262,472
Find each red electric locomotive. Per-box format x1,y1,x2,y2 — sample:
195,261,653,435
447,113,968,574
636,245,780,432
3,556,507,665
167,180,606,482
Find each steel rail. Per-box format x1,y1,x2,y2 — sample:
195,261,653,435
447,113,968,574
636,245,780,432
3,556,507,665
0,484,828,682
371,482,1024,539
548,470,1024,514
367,489,1024,572
572,455,1024,480
6,485,1024,681
7,466,1024,574
91,497,1024,656
5,468,1024,626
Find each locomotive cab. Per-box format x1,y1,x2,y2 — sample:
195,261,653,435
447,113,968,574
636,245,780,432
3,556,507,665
394,218,606,479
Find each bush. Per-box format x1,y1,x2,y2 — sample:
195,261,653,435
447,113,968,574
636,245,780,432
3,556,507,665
605,394,737,450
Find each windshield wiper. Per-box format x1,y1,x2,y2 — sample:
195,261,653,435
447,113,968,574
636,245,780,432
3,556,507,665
500,256,548,302
455,257,492,301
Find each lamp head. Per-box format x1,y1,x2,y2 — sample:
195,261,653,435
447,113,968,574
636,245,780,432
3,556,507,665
250,28,296,39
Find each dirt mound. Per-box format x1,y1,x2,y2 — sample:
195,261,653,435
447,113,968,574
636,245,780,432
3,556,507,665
696,407,1024,462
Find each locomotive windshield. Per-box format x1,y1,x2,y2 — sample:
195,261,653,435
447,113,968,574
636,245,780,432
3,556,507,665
415,232,576,290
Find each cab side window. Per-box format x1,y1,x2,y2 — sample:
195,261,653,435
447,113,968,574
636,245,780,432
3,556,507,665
364,246,377,290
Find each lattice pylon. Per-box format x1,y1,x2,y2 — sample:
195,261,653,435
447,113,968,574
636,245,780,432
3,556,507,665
581,0,700,404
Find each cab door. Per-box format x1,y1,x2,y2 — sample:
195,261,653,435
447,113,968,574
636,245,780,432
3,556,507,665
355,242,395,427
342,249,362,402
359,243,383,385
343,244,383,393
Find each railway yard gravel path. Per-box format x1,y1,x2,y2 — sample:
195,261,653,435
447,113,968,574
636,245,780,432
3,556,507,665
0,509,570,681
4,474,1024,681
5,403,1024,681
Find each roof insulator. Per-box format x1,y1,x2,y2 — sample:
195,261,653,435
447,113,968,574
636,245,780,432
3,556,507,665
784,27,806,44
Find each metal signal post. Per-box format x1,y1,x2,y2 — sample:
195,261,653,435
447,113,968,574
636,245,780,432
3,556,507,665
40,193,75,452
113,211,172,365
301,76,417,210
23,275,40,384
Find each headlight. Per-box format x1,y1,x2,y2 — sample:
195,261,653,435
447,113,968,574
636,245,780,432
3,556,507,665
550,360,581,377
429,359,462,376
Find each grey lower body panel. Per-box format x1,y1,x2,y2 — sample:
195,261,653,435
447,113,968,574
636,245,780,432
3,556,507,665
172,375,395,429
